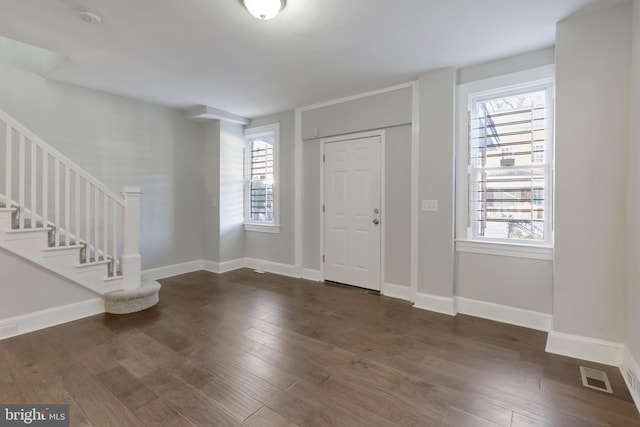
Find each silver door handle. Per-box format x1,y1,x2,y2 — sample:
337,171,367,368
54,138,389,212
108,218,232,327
372,219,379,225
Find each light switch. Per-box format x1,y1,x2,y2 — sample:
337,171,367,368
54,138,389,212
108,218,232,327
421,200,438,212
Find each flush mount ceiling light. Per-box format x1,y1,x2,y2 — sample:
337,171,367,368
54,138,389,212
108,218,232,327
78,8,103,25
242,0,285,20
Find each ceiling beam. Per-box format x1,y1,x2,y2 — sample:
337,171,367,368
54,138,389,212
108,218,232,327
184,105,250,125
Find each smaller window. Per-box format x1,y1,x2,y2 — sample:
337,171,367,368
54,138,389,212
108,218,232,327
467,80,553,245
244,123,279,232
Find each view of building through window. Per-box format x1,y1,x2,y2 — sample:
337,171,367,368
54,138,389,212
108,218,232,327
248,136,274,223
469,86,552,243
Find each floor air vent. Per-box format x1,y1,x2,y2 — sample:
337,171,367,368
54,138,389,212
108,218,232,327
580,366,613,393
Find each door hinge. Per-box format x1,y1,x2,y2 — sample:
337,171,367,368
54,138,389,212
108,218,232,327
322,255,325,263
322,204,325,213
323,154,325,162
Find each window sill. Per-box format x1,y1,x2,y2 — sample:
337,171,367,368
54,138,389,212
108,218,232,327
455,240,553,260
244,223,280,234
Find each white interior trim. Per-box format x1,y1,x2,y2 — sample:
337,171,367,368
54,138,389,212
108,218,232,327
319,130,386,291
382,283,414,302
0,298,104,341
413,292,457,316
546,331,624,367
142,260,204,281
621,346,640,411
455,65,556,247
455,240,553,260
302,268,321,282
217,259,245,274
244,258,299,278
410,81,419,301
456,297,552,331
294,107,303,275
244,224,280,234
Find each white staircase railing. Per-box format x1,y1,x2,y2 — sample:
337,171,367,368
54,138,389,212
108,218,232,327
0,108,141,291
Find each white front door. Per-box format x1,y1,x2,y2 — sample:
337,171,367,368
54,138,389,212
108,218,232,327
324,136,381,291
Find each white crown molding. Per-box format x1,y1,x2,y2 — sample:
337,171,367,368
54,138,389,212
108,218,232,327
0,298,104,341
546,331,624,367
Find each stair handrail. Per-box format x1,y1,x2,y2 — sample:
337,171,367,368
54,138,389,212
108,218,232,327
1,107,141,290
0,108,125,206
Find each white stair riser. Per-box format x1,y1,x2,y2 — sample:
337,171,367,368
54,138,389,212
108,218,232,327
0,210,13,230
0,233,116,296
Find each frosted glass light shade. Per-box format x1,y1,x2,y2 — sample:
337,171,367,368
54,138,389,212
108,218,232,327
243,0,285,20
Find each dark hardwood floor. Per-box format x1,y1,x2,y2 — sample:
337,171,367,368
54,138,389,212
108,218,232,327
1,269,638,426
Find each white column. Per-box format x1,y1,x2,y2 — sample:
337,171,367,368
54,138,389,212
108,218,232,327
121,186,142,290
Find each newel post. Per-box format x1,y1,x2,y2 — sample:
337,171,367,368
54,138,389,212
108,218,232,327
121,186,142,290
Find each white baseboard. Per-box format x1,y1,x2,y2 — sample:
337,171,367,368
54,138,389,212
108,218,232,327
142,260,204,280
545,331,624,367
621,346,640,411
218,258,245,273
382,282,413,301
413,292,456,316
0,298,104,341
456,297,552,332
244,258,299,278
302,268,321,282
201,260,219,273
202,259,246,274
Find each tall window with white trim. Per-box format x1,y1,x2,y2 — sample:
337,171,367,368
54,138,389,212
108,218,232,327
467,80,553,245
244,123,279,231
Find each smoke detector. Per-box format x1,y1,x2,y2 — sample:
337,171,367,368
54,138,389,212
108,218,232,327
78,9,103,25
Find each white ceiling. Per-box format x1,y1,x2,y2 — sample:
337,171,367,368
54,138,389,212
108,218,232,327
0,0,622,119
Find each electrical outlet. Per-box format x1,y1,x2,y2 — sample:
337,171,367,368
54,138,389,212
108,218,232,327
421,200,438,212
0,322,18,338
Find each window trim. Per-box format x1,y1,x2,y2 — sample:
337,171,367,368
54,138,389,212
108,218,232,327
244,122,280,233
456,65,555,254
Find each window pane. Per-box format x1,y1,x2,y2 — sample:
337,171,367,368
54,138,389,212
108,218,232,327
471,168,545,241
470,90,547,169
469,86,551,244
250,136,274,223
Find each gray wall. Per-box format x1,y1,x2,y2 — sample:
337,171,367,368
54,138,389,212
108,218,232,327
244,111,296,265
0,248,98,319
457,47,555,84
301,87,412,140
219,121,245,262
384,124,412,287
456,253,552,313
203,121,221,262
0,62,206,270
418,68,456,297
628,0,640,361
301,87,413,287
555,3,631,342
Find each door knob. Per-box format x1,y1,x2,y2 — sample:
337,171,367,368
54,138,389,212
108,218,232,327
372,219,379,225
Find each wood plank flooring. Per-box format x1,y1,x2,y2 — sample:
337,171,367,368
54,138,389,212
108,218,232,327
1,269,638,426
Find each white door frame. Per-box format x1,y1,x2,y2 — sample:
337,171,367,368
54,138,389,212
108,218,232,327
320,130,386,288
